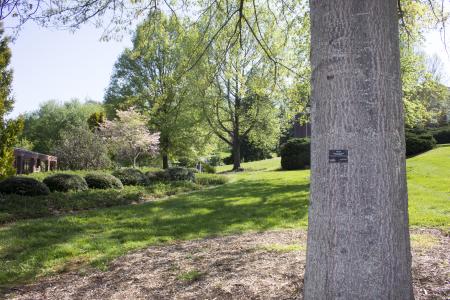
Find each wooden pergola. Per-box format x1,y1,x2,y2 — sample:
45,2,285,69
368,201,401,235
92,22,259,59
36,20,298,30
13,148,58,174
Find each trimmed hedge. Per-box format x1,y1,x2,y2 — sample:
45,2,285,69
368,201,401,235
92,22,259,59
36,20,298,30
166,167,196,181
431,127,450,144
0,177,50,196
405,132,436,157
43,174,88,192
84,173,123,190
146,170,169,182
280,138,310,170
112,168,147,186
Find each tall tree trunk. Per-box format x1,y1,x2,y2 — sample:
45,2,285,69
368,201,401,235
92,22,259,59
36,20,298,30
162,153,169,169
232,135,241,171
305,1,413,299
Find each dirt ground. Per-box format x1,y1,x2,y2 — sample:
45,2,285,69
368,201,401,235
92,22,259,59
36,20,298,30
5,229,449,299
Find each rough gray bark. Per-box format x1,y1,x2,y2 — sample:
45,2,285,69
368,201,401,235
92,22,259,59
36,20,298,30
304,1,414,299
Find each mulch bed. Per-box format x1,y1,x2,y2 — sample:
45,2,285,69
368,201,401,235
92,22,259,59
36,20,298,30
5,228,449,299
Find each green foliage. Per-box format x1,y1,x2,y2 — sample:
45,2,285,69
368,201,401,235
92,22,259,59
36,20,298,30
0,181,201,224
207,154,223,167
195,173,228,186
0,118,23,179
166,167,195,182
14,137,34,150
43,174,88,192
104,12,213,167
202,163,216,174
52,126,112,170
224,137,273,165
0,177,50,196
0,24,23,179
87,111,106,131
22,99,104,154
177,270,203,282
112,168,147,186
280,138,310,170
145,170,167,183
430,126,450,144
84,173,123,190
405,131,436,157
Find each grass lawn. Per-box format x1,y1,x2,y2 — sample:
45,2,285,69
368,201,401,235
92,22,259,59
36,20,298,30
0,147,449,290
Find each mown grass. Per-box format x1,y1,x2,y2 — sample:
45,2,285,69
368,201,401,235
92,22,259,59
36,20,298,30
0,147,448,290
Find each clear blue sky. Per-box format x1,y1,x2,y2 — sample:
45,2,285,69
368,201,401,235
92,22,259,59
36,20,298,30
5,21,450,118
6,22,131,117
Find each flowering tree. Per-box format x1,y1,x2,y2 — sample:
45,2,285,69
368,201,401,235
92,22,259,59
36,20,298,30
100,107,160,167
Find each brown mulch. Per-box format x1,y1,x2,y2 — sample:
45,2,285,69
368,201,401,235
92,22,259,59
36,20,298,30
5,229,449,300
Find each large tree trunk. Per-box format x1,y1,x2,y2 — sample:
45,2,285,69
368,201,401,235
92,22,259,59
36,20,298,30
304,1,413,299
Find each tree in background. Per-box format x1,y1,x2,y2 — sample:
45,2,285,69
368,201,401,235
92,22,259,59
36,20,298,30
0,23,23,179
22,99,104,154
104,12,212,168
53,126,112,170
100,107,160,168
87,111,106,131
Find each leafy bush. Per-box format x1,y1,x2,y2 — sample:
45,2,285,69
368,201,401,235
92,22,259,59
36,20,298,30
223,155,234,165
223,137,273,165
177,157,197,168
166,167,196,182
405,132,436,157
208,154,223,166
202,163,216,174
0,182,203,223
52,126,112,170
84,173,123,190
431,127,450,144
145,170,168,183
43,174,89,192
280,138,310,170
195,173,229,185
112,168,148,186
0,177,50,196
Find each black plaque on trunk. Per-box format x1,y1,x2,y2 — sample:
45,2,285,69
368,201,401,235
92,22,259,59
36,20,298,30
329,150,348,163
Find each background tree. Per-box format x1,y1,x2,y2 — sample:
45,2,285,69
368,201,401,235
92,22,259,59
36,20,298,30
52,126,112,170
0,23,23,179
104,12,212,168
22,99,104,154
87,111,106,131
100,107,160,168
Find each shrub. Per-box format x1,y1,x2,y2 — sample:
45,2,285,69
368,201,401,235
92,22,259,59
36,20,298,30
84,173,123,190
431,127,450,144
195,173,229,185
52,126,112,170
405,132,436,157
208,154,223,166
166,167,196,182
43,174,89,192
145,170,168,182
223,155,234,165
112,168,147,186
280,138,310,170
0,177,50,196
202,163,216,174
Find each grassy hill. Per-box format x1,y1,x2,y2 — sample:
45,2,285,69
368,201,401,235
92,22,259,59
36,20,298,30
0,147,449,289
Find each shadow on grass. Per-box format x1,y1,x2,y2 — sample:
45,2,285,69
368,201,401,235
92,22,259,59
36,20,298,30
0,177,309,290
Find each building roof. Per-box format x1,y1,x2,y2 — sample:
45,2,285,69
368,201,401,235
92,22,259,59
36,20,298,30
14,148,58,161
